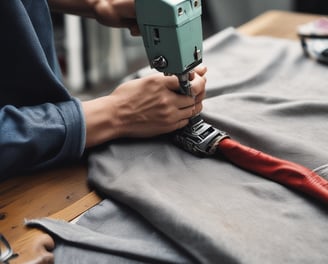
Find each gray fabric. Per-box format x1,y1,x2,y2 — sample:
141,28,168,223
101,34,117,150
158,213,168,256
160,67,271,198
28,200,195,263
29,28,328,264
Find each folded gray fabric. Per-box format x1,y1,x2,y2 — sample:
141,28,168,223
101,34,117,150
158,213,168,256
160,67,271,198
28,28,328,264
28,200,195,263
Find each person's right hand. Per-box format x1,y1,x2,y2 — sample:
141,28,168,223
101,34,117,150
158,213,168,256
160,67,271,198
82,65,207,148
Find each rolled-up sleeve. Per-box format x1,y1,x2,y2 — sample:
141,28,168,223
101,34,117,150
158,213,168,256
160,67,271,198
0,98,86,179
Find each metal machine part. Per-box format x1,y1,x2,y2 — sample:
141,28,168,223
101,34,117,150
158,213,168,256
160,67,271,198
136,0,229,155
177,73,192,96
298,18,328,64
173,115,229,156
299,35,328,64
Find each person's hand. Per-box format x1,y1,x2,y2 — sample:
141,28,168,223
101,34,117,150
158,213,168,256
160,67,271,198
88,0,139,35
107,65,207,138
82,65,207,148
13,231,55,264
49,0,139,35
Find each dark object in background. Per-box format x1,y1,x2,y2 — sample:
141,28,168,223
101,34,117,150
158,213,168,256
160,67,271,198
295,0,328,15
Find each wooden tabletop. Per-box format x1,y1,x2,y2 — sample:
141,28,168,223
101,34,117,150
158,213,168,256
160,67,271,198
0,10,323,263
238,10,321,39
1,164,85,237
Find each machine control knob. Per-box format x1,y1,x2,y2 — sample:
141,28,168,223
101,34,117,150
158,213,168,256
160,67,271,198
152,56,168,70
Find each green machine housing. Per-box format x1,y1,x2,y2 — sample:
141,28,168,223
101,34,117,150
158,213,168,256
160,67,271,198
136,0,203,76
136,0,229,156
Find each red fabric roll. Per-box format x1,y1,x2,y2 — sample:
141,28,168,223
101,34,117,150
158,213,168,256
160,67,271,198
217,138,328,205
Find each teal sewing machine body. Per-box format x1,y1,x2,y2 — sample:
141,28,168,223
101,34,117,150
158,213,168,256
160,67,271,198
135,0,203,76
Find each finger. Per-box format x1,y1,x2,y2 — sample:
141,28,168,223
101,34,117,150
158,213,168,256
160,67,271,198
175,105,197,121
188,70,195,81
25,234,55,264
195,89,206,103
113,0,136,19
170,102,205,132
194,101,203,114
172,92,196,109
26,252,54,264
186,102,203,117
175,118,189,130
188,65,207,81
173,104,203,130
129,24,140,36
163,75,182,92
190,73,207,97
194,65,207,77
41,234,55,251
119,18,138,30
34,234,55,252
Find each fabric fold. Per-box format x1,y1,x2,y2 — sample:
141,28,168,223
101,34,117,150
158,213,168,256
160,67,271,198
29,29,328,264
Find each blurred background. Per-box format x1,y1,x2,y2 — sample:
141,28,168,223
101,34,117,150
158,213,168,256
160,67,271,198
51,0,328,99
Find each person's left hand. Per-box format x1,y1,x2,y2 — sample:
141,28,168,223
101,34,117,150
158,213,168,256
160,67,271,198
14,231,55,264
89,0,139,35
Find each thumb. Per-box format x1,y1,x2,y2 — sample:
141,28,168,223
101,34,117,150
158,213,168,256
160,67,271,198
162,75,181,92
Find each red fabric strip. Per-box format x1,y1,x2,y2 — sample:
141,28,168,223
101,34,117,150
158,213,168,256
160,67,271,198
217,138,328,205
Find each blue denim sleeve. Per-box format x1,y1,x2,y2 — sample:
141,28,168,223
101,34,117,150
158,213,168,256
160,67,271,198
0,98,86,179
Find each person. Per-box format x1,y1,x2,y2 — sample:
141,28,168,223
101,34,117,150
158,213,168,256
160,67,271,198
0,0,207,179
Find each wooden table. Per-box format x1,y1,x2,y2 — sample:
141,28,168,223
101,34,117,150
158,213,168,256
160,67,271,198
0,163,101,262
0,10,323,263
238,10,320,39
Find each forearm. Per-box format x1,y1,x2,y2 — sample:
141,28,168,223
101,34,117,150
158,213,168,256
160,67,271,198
82,96,120,148
48,0,96,18
0,99,85,178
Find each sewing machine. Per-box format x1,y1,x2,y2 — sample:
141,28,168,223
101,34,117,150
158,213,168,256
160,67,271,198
135,0,228,156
